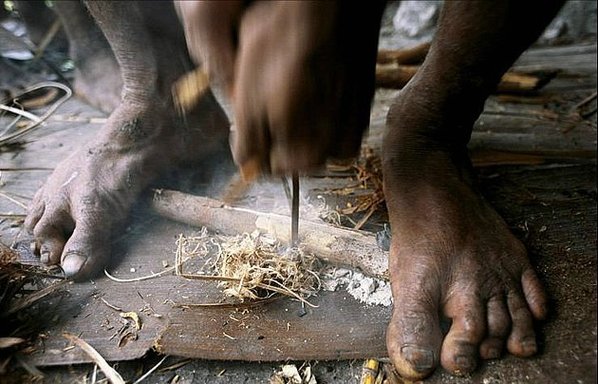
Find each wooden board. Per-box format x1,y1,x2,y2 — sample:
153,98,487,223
14,215,390,366
1,43,596,375
12,162,595,369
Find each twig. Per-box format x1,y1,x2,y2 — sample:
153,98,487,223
572,91,597,110
158,358,192,372
0,191,28,209
132,355,168,384
91,364,98,384
34,19,62,59
15,354,44,379
353,205,377,231
103,267,175,283
377,42,431,65
0,104,42,123
0,214,26,219
63,333,125,384
0,82,72,146
0,337,25,349
376,66,557,94
100,297,123,312
5,279,68,316
0,167,53,171
173,296,279,308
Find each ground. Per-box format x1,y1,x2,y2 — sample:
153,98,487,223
0,9,596,384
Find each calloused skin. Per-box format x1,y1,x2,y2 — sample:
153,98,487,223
180,0,563,379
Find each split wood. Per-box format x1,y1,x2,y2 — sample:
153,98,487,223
150,189,389,280
377,42,431,65
375,66,556,94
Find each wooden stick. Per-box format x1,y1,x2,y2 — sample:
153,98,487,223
375,65,419,89
376,66,557,94
172,68,210,114
377,42,431,65
63,333,125,384
150,189,389,280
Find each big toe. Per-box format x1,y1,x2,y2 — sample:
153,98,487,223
61,224,111,280
387,308,442,380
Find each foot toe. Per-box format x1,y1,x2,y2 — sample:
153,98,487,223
60,224,110,280
25,193,45,232
32,211,72,265
387,306,442,380
480,295,510,360
506,290,537,357
38,232,66,265
522,269,548,320
441,294,486,375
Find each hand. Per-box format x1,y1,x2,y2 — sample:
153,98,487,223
178,1,385,177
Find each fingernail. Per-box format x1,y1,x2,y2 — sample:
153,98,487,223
401,346,435,372
62,252,87,277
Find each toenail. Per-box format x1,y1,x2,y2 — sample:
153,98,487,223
62,252,87,277
400,346,435,372
455,356,474,372
486,348,501,359
40,250,50,264
521,338,537,353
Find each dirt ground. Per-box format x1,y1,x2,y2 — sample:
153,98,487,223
1,3,597,384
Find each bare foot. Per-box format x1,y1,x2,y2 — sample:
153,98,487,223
382,94,548,380
25,96,228,279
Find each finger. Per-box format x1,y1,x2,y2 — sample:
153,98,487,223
177,0,243,95
32,209,73,265
229,2,277,175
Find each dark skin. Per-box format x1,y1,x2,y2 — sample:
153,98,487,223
180,0,563,379
26,1,229,277
27,0,563,379
52,1,122,114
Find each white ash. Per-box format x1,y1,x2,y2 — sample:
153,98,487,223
321,267,392,307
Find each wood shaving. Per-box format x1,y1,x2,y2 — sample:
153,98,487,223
175,229,321,306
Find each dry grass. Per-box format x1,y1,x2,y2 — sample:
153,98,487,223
175,229,321,306
325,146,386,229
0,242,66,378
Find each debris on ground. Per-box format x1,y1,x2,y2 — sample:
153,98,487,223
175,229,322,306
321,267,392,307
63,333,125,384
360,359,401,384
0,241,66,379
323,146,386,230
270,364,317,384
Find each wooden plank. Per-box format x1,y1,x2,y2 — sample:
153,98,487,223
3,43,596,374
16,163,596,368
20,217,390,366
